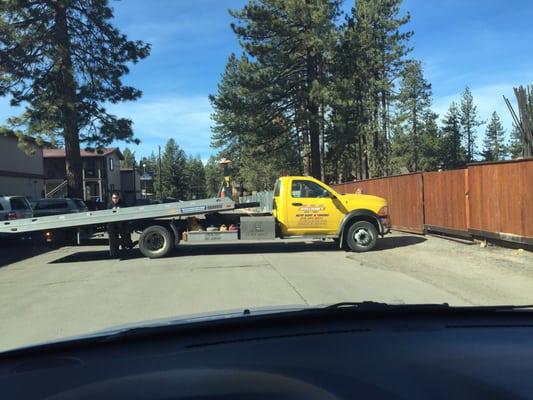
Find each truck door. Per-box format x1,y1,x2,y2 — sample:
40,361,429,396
285,179,345,235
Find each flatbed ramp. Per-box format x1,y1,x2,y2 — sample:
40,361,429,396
0,198,237,234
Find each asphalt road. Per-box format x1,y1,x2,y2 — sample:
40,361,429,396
1,232,532,352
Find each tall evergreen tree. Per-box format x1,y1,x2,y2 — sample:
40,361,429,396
220,0,341,179
393,60,432,172
460,86,483,162
210,54,299,190
121,148,135,169
204,156,224,197
508,125,523,159
184,155,206,200
481,111,507,161
441,102,466,169
160,139,186,199
419,111,444,171
0,0,150,197
353,0,412,176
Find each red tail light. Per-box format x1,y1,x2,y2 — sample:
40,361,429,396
6,211,17,220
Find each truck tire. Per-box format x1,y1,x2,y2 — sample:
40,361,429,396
345,221,378,252
139,225,173,259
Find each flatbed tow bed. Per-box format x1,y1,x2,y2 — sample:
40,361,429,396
0,197,261,258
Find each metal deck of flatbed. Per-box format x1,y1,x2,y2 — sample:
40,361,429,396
0,197,238,234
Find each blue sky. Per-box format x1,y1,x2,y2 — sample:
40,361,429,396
2,0,533,161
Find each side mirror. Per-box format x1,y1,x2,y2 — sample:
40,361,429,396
329,192,337,200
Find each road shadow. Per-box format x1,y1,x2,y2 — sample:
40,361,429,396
47,236,427,264
49,248,144,264
48,241,339,263
0,239,51,268
374,235,426,250
178,241,339,256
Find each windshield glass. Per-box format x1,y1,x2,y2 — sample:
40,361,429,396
74,199,88,210
0,0,532,353
9,197,31,210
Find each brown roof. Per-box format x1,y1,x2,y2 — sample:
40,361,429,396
0,129,51,147
43,147,124,160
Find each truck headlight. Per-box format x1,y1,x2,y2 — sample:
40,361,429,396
378,206,388,217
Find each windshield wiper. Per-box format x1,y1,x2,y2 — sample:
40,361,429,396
323,301,533,311
324,301,450,310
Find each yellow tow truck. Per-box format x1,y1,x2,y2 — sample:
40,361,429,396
184,175,391,254
271,176,390,251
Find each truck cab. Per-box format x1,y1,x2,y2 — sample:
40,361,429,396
272,176,390,252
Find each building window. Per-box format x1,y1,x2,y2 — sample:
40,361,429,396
109,158,114,171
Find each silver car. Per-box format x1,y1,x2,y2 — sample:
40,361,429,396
0,196,33,221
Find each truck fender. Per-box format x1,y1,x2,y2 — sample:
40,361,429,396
338,209,383,248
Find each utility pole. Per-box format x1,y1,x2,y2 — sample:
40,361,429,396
132,158,136,205
158,145,162,199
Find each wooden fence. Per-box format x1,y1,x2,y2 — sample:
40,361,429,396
336,174,424,234
331,159,533,246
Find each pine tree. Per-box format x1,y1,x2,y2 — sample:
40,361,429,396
393,60,432,172
419,111,444,171
210,53,299,190
204,156,224,197
160,139,186,199
353,0,412,177
481,111,507,161
327,16,368,181
0,0,150,197
508,125,523,159
121,148,135,169
221,0,341,179
460,86,483,162
441,102,466,169
184,155,206,200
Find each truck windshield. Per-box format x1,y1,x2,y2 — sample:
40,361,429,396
291,181,329,198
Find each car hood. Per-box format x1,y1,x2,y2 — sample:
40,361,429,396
339,193,387,213
0,305,309,354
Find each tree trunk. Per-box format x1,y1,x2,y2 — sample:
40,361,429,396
54,2,82,198
298,107,311,176
381,91,389,176
319,101,325,181
306,49,321,180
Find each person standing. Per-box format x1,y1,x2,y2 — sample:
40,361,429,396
107,191,133,256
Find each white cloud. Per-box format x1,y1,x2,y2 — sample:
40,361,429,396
107,95,215,159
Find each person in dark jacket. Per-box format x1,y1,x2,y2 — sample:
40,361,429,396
108,191,125,209
107,191,133,254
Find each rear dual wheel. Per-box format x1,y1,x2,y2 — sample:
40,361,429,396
139,225,174,259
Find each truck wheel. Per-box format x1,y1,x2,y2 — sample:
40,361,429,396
346,221,378,252
139,225,173,259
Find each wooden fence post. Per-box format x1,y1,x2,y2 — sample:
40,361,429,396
464,168,470,231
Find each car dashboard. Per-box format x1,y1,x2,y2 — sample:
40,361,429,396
2,308,533,399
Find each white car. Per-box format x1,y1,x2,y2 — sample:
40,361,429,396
0,196,33,221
